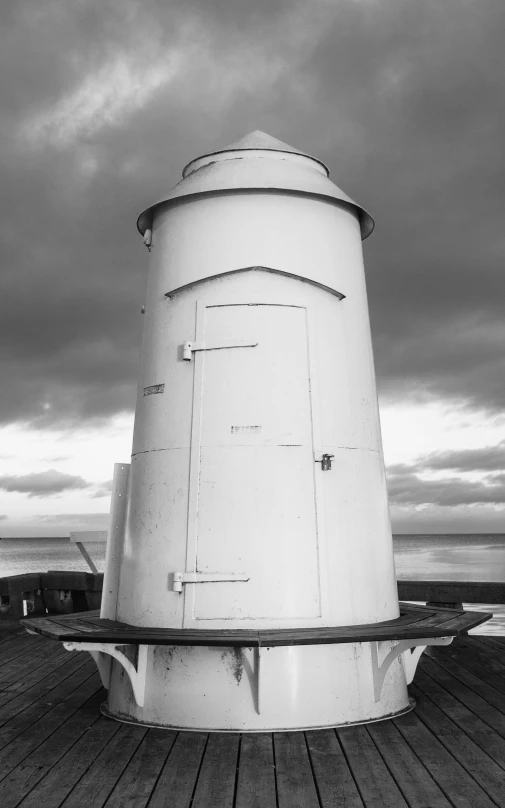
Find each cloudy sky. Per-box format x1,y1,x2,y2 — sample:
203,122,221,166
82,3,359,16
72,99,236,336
1,0,504,536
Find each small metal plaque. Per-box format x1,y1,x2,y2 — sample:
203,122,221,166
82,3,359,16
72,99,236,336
231,425,261,434
143,384,165,396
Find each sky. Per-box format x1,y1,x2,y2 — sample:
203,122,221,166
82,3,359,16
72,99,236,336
1,0,505,536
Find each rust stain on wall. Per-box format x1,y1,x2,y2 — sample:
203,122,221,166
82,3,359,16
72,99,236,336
221,647,244,684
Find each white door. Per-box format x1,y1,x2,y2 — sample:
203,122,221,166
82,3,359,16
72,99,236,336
184,303,322,624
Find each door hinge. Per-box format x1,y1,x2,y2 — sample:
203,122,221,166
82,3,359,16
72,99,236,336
183,340,258,361
172,572,250,592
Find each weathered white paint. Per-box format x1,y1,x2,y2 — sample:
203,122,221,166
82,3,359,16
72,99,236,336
370,636,453,702
64,641,149,706
137,130,374,239
102,131,419,729
105,641,412,731
117,270,395,631
101,463,130,620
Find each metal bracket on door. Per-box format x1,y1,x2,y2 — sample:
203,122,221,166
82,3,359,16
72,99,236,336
172,572,250,592
182,340,258,361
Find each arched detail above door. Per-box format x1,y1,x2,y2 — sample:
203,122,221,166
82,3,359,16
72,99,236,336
165,266,345,300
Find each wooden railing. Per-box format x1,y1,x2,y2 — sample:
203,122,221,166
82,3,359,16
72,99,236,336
1,573,504,620
397,580,505,609
0,571,103,619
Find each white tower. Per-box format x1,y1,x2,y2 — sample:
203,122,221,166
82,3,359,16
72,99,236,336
103,131,411,730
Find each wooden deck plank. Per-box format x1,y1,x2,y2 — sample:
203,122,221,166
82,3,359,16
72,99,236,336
148,732,207,808
338,725,408,807
0,644,69,691
414,666,505,771
0,634,47,666
274,732,320,808
457,635,505,674
475,635,505,654
0,648,78,707
478,635,505,647
462,634,505,668
410,683,505,805
419,655,505,738
0,631,43,651
191,732,241,808
0,626,25,644
393,708,497,808
305,729,364,808
0,639,60,683
430,642,505,695
0,637,65,674
58,723,148,808
0,674,102,781
424,646,505,718
461,634,501,651
367,717,457,808
0,655,95,732
235,733,277,808
103,729,176,808
0,660,96,752
0,688,104,807
0,649,91,716
16,716,120,808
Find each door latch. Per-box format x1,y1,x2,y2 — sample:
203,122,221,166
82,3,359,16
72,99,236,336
315,453,334,471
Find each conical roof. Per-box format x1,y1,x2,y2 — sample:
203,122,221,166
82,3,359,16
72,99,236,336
223,130,309,153
137,131,374,239
182,130,329,177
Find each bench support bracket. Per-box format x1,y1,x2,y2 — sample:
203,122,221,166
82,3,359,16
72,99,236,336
370,636,453,702
63,641,149,707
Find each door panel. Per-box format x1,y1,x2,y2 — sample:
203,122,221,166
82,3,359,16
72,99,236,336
186,303,321,623
200,304,314,448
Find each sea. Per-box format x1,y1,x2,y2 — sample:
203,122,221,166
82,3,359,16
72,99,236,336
1,534,504,634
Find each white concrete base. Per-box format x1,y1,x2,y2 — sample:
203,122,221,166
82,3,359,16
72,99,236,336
103,641,413,732
101,696,416,733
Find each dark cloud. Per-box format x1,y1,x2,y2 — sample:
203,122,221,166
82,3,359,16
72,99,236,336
390,505,505,535
1,0,505,427
420,443,505,474
0,469,89,497
387,435,505,510
386,439,505,510
387,468,505,507
0,515,7,521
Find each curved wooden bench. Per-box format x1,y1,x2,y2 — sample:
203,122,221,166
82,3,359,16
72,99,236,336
20,602,490,646
21,604,491,708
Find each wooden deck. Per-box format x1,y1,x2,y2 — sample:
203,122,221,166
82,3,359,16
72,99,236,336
0,629,504,807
